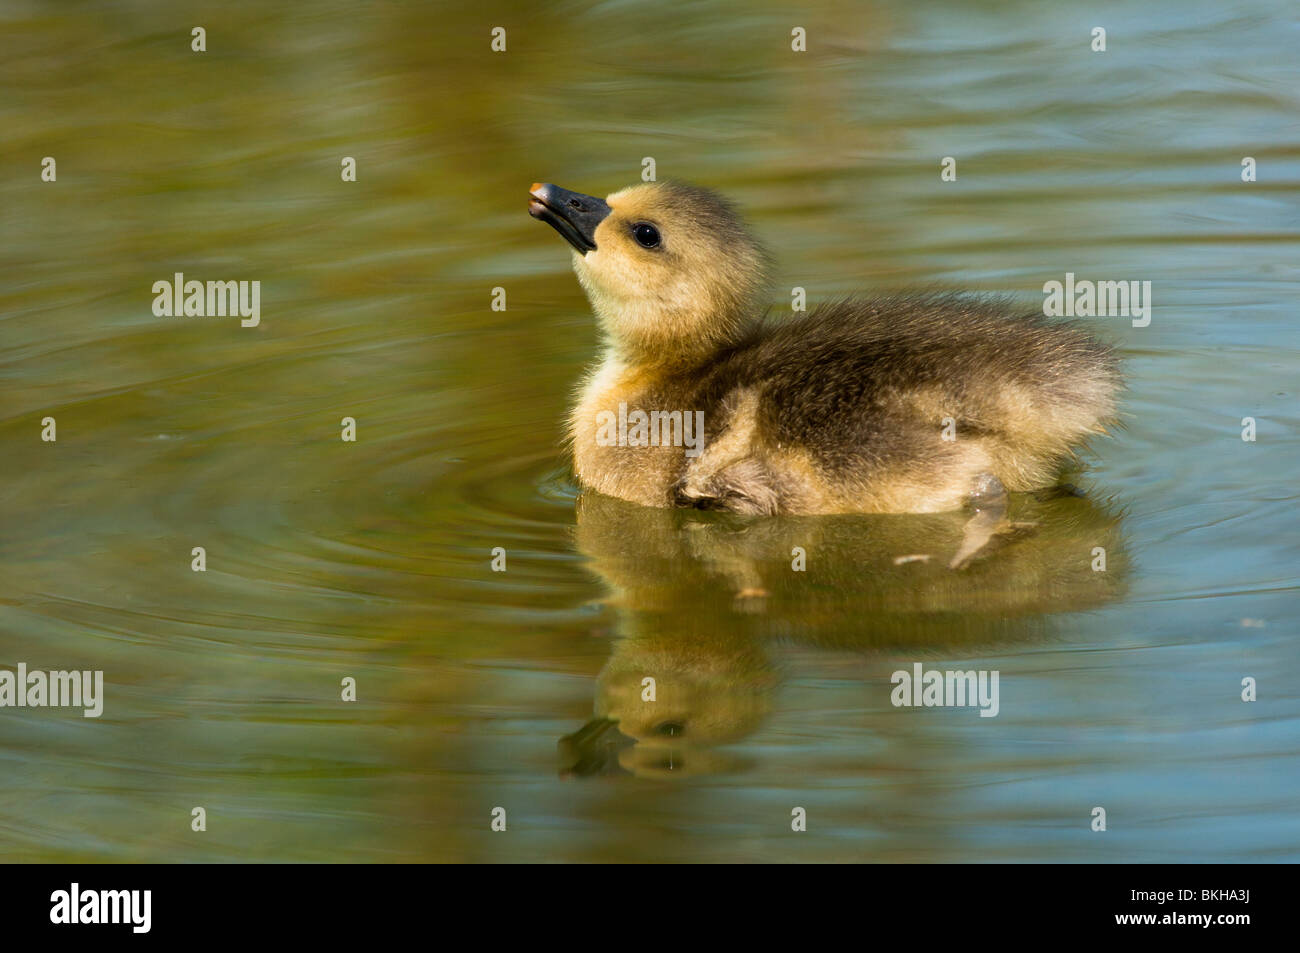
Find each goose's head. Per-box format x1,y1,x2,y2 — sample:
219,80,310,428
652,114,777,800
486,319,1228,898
529,181,770,366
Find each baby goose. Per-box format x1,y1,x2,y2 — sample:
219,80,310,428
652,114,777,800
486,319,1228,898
529,181,1120,520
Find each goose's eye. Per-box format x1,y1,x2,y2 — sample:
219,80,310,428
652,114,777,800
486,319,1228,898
631,223,661,248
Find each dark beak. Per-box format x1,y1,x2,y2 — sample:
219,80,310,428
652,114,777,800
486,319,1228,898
528,182,611,255
557,717,635,778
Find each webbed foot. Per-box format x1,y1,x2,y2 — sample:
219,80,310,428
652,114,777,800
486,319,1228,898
949,474,1037,569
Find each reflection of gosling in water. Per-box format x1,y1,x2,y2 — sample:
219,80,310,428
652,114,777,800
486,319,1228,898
560,491,1129,779
594,626,776,746
529,181,1121,544
559,621,777,779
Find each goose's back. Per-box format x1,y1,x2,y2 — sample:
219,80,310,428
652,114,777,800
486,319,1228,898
692,293,1120,467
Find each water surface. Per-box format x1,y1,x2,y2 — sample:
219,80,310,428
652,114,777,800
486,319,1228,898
1,0,1298,862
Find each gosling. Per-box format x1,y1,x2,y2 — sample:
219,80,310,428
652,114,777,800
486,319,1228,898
528,180,1120,518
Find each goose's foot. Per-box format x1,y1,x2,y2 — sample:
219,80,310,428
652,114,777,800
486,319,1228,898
949,474,1037,570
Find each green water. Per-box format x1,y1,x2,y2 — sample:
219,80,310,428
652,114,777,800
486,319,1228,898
1,0,1297,862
